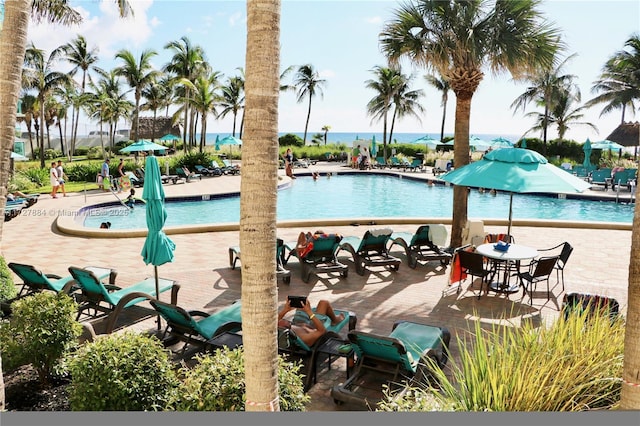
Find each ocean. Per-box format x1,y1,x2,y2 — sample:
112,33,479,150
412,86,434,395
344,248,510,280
200,132,523,146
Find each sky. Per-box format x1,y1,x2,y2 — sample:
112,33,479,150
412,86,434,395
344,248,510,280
21,0,640,142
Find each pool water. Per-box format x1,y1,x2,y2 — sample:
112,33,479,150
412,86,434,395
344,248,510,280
82,174,635,229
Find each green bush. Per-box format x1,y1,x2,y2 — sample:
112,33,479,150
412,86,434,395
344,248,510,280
44,149,62,160
169,346,309,411
175,151,214,172
0,256,17,303
19,167,49,187
279,133,305,147
86,146,106,160
64,162,103,182
67,332,178,411
381,308,624,412
7,172,40,193
73,146,89,156
0,292,81,385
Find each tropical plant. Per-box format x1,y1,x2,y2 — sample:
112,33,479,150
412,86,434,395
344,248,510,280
425,74,450,142
321,124,331,145
388,72,424,147
293,64,326,144
241,0,282,410
219,72,245,138
365,65,402,161
0,256,17,304
380,0,563,247
141,78,171,142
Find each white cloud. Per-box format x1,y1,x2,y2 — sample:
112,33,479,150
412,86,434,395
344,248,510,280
229,11,243,27
366,16,382,24
319,69,336,79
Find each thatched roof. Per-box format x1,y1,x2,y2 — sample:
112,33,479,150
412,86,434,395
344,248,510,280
605,122,640,147
131,117,181,141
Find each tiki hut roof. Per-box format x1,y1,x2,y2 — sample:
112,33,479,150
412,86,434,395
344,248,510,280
131,117,181,141
605,122,640,147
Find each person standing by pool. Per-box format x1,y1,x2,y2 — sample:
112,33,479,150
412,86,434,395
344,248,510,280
283,148,296,179
50,162,60,198
55,160,68,197
352,145,361,169
99,158,111,191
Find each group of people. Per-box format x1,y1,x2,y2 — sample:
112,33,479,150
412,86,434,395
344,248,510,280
351,145,371,169
97,158,131,193
50,160,68,198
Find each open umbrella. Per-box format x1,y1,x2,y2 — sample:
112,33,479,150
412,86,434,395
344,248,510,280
412,135,443,150
120,140,168,154
217,135,242,165
490,137,514,149
445,136,491,151
158,133,180,142
591,140,625,151
582,138,593,169
440,148,591,238
141,155,175,329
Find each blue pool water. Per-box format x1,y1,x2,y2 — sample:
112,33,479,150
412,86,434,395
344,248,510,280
82,174,635,229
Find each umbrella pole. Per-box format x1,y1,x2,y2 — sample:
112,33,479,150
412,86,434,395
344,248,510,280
154,265,161,331
507,193,514,240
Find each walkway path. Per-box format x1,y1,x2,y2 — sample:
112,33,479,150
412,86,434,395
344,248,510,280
1,161,631,411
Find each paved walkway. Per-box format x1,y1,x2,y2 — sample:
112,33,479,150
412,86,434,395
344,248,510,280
1,161,631,411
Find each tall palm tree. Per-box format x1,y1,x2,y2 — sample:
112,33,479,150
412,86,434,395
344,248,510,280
17,93,38,160
61,35,102,154
22,43,72,168
365,65,402,161
388,72,424,146
425,74,450,141
241,0,282,411
293,64,326,144
523,90,597,140
511,53,578,153
141,78,170,142
321,124,331,145
218,74,245,137
185,74,219,152
380,0,563,247
164,36,207,150
90,69,133,152
114,49,159,143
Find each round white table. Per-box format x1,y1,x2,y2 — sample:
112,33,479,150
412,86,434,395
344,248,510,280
475,243,539,294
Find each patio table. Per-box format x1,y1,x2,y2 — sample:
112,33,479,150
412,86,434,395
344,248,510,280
475,243,538,294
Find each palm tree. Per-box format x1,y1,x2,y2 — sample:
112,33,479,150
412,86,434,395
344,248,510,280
61,35,102,155
380,0,563,247
425,74,450,141
185,74,219,152
141,79,170,142
587,34,640,124
17,93,38,160
365,65,402,161
164,36,207,150
241,0,282,411
114,49,159,143
218,74,245,137
511,54,578,153
523,90,597,140
22,43,73,168
90,69,133,152
388,72,424,147
293,64,326,144
321,124,331,145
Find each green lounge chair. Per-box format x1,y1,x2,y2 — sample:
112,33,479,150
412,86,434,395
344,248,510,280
283,232,349,283
68,266,180,333
373,157,387,169
221,159,241,175
405,158,424,172
228,238,291,284
337,228,401,276
194,164,222,177
150,299,242,353
175,167,202,182
388,225,451,269
589,168,611,190
330,320,450,407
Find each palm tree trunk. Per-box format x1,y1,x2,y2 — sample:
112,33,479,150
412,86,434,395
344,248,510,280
303,95,312,144
39,101,46,169
621,181,640,408
241,0,281,412
440,97,447,142
58,121,65,157
450,95,472,248
382,110,388,162
389,108,398,148
0,0,31,409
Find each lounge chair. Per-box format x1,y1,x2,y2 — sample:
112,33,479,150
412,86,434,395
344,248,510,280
175,167,202,182
67,266,180,333
279,308,357,391
150,299,242,353
228,238,292,284
373,157,387,169
336,228,401,276
283,232,349,283
125,171,144,187
432,158,450,175
8,262,116,298
612,169,636,192
194,164,222,177
221,159,240,175
330,320,450,407
589,168,611,190
388,225,451,268
405,158,424,172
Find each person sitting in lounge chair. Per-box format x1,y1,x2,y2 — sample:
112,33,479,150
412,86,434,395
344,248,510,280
277,297,345,347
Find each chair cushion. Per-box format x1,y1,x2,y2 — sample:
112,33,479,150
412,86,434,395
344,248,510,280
195,302,242,340
389,321,446,372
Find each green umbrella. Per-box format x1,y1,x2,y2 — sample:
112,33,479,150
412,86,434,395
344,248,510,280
214,135,221,151
520,138,527,149
120,140,167,153
217,135,242,164
159,133,180,142
490,137,514,149
412,135,443,150
370,135,377,158
441,148,591,237
582,138,593,169
591,140,625,151
141,156,175,328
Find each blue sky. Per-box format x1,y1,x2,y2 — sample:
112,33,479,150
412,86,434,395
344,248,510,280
24,0,640,142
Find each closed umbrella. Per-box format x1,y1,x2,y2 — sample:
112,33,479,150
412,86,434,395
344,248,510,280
141,156,175,329
582,138,593,169
441,148,591,238
370,135,377,158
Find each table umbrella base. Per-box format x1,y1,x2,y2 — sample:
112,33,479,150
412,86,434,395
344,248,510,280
488,281,520,294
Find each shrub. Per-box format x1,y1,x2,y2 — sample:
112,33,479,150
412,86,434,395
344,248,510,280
0,292,81,385
175,151,213,172
0,256,17,303
381,308,624,411
279,133,304,147
73,146,89,156
7,172,39,192
19,167,49,187
64,162,103,182
67,332,178,411
169,346,309,411
44,149,62,160
86,146,106,160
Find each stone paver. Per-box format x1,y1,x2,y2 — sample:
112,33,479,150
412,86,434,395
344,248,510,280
1,161,631,411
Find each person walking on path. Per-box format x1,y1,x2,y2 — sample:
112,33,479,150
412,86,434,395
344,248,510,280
50,162,60,198
99,158,111,191
56,160,68,197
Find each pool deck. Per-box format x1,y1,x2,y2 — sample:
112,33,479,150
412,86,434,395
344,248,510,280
1,161,632,411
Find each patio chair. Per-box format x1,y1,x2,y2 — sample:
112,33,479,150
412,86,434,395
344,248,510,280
589,168,611,190
612,168,636,192
67,266,180,333
194,164,223,177
150,299,242,353
330,320,450,408
221,159,241,175
373,157,387,169
454,247,494,299
228,238,292,284
175,167,202,182
279,307,357,392
517,256,559,305
536,242,573,291
405,158,424,172
388,225,451,268
125,171,144,187
283,232,349,283
461,219,485,246
337,228,401,276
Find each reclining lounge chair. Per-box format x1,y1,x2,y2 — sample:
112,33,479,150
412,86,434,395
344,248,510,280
283,232,349,283
68,266,180,333
150,299,242,353
388,225,451,268
337,228,401,276
228,238,291,284
331,320,450,408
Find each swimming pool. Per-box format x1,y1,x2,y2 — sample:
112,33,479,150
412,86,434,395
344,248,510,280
81,174,635,229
